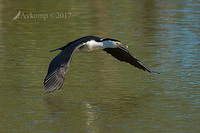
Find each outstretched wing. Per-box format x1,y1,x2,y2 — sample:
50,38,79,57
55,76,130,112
103,46,159,74
44,44,85,93
44,36,102,93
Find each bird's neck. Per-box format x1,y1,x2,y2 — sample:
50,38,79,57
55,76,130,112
80,40,103,51
102,41,116,48
80,40,116,51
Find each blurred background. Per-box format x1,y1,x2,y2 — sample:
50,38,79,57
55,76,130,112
0,0,199,132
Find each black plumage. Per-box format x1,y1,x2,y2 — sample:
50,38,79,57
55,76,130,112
44,36,101,93
103,46,159,74
44,36,159,93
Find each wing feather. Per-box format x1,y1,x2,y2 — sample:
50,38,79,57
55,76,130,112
44,44,84,93
44,36,102,93
103,46,159,74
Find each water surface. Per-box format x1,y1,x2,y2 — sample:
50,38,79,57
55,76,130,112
0,0,199,132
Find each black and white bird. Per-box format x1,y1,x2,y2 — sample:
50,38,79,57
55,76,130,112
44,36,159,93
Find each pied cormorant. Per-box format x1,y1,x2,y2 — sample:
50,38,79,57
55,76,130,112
44,36,159,93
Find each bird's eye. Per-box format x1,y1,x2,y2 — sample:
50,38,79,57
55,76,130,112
116,42,121,45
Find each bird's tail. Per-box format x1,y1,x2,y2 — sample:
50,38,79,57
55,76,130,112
49,46,64,52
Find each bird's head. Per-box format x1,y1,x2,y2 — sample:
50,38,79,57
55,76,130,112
102,38,128,48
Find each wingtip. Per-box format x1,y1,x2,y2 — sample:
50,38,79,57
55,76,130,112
44,87,51,93
43,74,63,93
44,86,61,93
150,70,161,74
144,67,160,74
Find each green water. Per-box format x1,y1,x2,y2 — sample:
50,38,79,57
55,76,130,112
0,0,199,132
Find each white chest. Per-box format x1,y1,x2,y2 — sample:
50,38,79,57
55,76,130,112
79,40,103,51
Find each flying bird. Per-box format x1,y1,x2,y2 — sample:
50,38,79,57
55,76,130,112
44,36,159,93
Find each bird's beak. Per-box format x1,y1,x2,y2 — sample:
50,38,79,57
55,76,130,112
117,43,128,49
